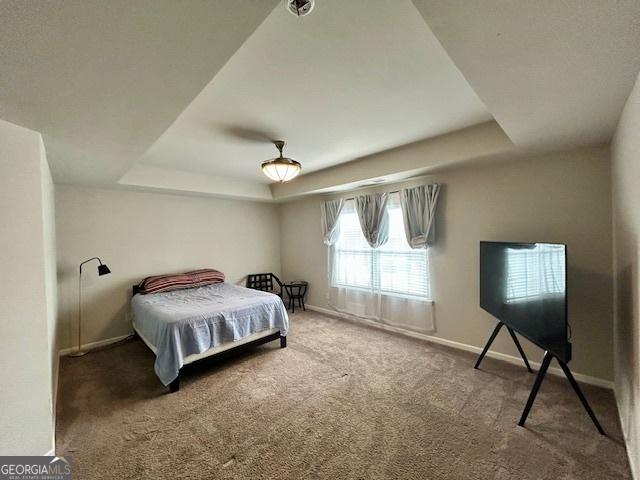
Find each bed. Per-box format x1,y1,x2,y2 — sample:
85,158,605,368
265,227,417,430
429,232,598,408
131,281,289,392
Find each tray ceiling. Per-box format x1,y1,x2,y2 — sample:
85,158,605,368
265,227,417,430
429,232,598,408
137,0,492,184
1,0,638,200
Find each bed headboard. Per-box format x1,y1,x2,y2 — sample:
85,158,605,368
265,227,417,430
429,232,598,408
132,284,141,296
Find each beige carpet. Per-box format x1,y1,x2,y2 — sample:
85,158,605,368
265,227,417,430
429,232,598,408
56,311,631,479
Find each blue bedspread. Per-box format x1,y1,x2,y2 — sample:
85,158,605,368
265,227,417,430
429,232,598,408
131,282,289,385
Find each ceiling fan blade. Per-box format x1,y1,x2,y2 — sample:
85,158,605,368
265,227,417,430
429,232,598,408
220,125,277,144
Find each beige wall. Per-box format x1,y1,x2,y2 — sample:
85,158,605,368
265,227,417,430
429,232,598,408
0,119,57,455
55,186,282,349
612,73,640,478
281,146,613,381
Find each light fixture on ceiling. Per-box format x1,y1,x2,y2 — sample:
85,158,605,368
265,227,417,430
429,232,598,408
286,0,314,17
261,141,301,182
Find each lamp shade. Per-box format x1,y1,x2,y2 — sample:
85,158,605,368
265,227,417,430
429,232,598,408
261,158,301,182
98,264,111,276
261,140,301,183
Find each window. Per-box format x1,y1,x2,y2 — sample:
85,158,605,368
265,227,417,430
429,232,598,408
331,194,430,299
505,244,565,302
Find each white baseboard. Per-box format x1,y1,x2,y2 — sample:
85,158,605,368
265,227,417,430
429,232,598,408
615,387,638,480
306,304,614,390
58,333,133,357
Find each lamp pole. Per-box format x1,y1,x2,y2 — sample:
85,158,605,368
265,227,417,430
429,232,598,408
70,257,111,357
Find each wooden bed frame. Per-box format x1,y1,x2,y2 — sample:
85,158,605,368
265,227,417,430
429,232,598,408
132,284,286,393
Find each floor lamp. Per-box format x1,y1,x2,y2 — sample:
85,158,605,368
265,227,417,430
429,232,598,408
70,257,111,357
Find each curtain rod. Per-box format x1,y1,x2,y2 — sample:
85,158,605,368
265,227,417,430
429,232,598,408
332,182,438,202
340,189,400,202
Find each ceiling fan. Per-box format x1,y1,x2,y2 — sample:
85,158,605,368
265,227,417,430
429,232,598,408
220,127,302,183
261,141,302,183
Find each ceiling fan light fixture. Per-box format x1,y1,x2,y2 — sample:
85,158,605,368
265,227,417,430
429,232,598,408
261,141,301,182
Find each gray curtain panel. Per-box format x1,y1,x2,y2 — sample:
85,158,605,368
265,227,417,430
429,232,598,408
355,193,389,248
399,184,441,248
320,199,345,246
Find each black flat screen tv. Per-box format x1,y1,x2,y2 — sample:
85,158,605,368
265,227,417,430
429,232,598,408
480,241,571,363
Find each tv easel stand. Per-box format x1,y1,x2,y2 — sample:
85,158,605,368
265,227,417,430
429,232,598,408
474,321,605,435
474,321,533,373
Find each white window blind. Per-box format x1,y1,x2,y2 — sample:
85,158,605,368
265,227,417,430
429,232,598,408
505,244,565,302
332,194,430,299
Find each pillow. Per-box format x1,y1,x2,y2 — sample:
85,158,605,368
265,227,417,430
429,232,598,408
138,268,225,294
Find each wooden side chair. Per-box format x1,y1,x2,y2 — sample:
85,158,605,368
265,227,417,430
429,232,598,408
246,273,284,298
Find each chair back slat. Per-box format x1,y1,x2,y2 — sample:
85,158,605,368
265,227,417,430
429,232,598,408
246,273,282,295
